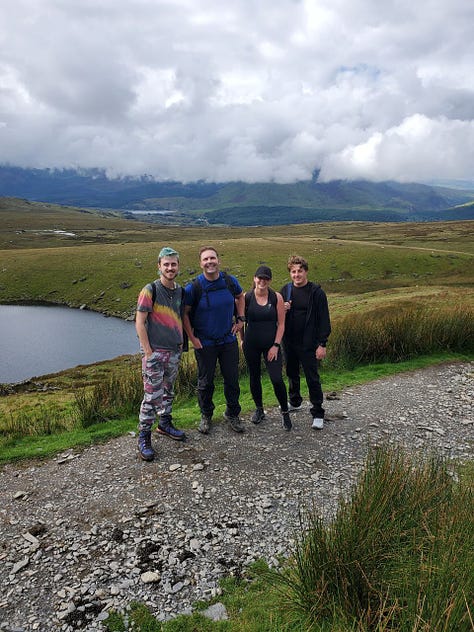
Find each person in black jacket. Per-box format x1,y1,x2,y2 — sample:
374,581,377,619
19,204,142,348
280,255,331,430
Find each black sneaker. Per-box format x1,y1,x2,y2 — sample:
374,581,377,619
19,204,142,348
282,411,292,431
223,412,244,433
156,421,186,441
251,407,265,424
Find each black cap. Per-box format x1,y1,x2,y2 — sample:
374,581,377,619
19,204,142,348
255,265,272,279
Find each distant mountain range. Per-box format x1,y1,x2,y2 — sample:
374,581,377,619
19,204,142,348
0,165,473,225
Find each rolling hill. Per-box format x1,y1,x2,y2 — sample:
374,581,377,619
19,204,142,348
0,165,473,225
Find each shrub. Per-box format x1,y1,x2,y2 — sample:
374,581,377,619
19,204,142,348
74,368,143,427
272,446,474,631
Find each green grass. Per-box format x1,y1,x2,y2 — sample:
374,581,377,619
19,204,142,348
1,208,473,318
270,446,474,631
330,304,473,367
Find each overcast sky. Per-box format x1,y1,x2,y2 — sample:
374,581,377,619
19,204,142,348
1,0,473,184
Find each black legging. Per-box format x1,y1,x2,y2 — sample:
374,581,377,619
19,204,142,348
243,342,288,411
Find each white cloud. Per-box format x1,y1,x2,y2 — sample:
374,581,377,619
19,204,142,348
319,115,474,181
0,0,473,183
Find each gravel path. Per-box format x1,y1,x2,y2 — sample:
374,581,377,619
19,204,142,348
0,361,472,632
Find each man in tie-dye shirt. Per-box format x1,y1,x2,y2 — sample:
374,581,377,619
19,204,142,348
135,246,186,461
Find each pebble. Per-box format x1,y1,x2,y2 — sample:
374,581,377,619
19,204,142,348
0,362,472,631
140,571,161,584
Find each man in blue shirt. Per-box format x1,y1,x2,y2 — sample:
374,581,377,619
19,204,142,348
183,246,246,434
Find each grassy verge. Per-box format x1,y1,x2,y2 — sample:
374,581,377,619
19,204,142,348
0,352,471,464
270,446,474,631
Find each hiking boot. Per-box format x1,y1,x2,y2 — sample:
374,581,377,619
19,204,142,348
137,430,155,461
282,411,292,431
312,417,324,430
198,415,212,434
251,407,265,424
288,402,303,412
224,412,244,433
157,420,186,441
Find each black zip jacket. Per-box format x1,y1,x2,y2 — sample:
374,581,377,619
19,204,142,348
280,281,331,350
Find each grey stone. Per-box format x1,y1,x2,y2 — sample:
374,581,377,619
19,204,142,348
202,602,228,621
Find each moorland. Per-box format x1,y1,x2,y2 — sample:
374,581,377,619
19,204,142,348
0,197,473,630
1,196,473,318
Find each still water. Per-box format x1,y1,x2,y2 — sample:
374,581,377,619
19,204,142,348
0,305,138,383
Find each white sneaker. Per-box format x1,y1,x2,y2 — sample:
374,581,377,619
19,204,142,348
312,417,324,430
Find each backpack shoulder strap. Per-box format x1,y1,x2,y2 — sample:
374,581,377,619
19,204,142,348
151,281,157,306
222,271,239,296
268,287,277,308
179,287,186,316
244,290,252,318
188,277,203,323
191,277,203,300
180,287,189,351
285,282,292,302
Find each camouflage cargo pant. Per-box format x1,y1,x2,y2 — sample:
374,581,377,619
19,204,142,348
138,348,181,432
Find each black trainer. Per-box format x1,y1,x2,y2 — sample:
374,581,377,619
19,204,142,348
251,407,265,424
282,411,292,431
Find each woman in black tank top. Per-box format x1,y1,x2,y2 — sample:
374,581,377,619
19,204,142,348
242,266,291,430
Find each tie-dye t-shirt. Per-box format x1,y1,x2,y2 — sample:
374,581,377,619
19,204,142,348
136,280,183,351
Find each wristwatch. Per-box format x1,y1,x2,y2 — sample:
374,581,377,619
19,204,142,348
236,316,246,323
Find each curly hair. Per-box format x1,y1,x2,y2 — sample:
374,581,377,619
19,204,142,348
287,255,309,271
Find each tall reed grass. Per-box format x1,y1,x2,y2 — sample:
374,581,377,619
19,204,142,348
329,304,473,369
272,446,474,631
1,404,75,438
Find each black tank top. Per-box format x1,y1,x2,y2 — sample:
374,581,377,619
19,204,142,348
244,290,277,349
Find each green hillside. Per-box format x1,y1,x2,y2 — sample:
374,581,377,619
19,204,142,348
1,197,473,320
135,180,474,225
1,167,473,225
